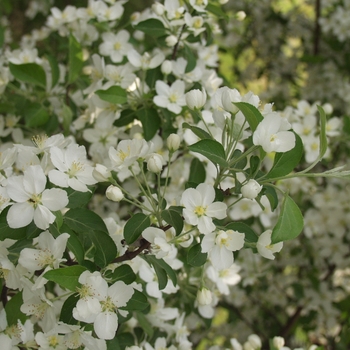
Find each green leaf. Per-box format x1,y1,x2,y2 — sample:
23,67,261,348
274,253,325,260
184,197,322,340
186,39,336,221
234,102,263,132
59,293,79,325
249,155,260,176
114,109,136,127
123,213,150,245
0,206,27,240
183,122,212,140
134,19,167,38
184,44,197,73
271,194,304,244
161,207,184,236
61,104,73,135
47,54,60,88
136,108,161,141
206,3,229,19
187,243,207,266
0,26,4,49
266,133,303,179
64,208,108,234
263,186,279,211
122,290,149,311
317,105,328,161
188,139,227,167
68,34,84,84
105,264,136,285
189,158,206,184
44,265,87,291
65,187,94,208
25,102,50,127
136,312,154,338
9,62,46,88
146,255,177,289
5,291,26,325
87,230,117,268
225,222,258,243
95,86,127,105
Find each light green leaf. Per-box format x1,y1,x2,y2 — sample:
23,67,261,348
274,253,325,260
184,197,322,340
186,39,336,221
123,213,150,244
95,86,127,105
271,194,304,244
44,265,87,291
134,19,167,37
187,243,207,266
161,207,184,236
265,133,303,179
188,139,227,168
9,62,46,88
68,34,84,84
234,102,263,132
206,3,229,19
136,108,161,141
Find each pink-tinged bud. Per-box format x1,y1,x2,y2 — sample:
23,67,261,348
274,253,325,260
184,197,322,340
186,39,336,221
167,133,180,152
106,185,124,202
241,179,262,199
147,153,163,173
92,164,112,182
197,288,212,305
185,88,207,110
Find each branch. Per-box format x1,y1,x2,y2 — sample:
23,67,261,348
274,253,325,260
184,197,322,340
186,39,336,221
113,238,151,263
313,0,321,55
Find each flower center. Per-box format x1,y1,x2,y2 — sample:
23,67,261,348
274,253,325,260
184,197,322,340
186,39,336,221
194,205,206,217
101,296,116,312
48,335,60,347
67,161,83,177
169,93,178,103
114,42,121,50
28,193,42,208
32,134,48,149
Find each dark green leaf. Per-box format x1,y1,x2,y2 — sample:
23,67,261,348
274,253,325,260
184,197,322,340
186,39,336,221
161,208,184,236
317,105,328,161
114,109,136,127
187,243,207,266
122,290,149,311
123,213,150,245
47,54,60,88
189,158,206,184
271,194,304,244
189,139,227,167
234,102,263,132
68,34,84,84
136,108,161,141
95,86,127,105
266,133,303,179
183,122,212,140
206,3,229,19
5,292,26,325
65,187,94,208
0,26,5,49
225,222,258,243
136,312,154,338
25,102,50,127
59,293,79,325
249,155,260,175
44,265,87,291
184,44,197,73
105,264,136,285
0,206,27,240
9,62,46,88
61,104,73,136
134,19,167,37
64,208,108,234
263,186,279,211
146,255,177,289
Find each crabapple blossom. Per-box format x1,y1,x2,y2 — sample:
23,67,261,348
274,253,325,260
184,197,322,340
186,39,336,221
6,165,68,230
99,30,132,63
256,229,283,260
142,227,173,259
153,80,186,114
181,183,227,234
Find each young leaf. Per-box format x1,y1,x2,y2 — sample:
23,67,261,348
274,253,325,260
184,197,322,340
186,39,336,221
136,108,161,141
234,102,263,132
68,34,84,84
188,139,227,168
95,86,127,105
134,19,167,38
123,213,150,244
161,207,184,235
44,265,87,291
187,243,207,266
189,158,206,184
9,62,46,88
265,133,303,179
271,194,304,244
183,122,212,140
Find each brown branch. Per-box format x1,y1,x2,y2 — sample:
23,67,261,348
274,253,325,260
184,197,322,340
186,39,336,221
113,238,151,263
313,0,321,55
279,306,303,338
1,285,8,307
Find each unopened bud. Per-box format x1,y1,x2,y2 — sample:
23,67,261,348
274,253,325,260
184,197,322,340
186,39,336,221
165,35,178,47
93,164,111,182
185,88,207,110
197,288,212,305
161,60,172,75
272,336,285,349
241,179,262,199
106,185,124,202
167,133,180,152
147,153,163,173
247,334,262,350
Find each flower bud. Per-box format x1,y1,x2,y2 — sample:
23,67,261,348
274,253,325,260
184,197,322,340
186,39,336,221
152,3,165,15
167,133,180,152
247,334,262,349
197,288,212,305
185,88,207,110
93,164,111,182
272,336,285,349
241,179,262,199
106,185,124,202
221,87,240,113
147,153,163,173
165,35,178,47
161,60,172,75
